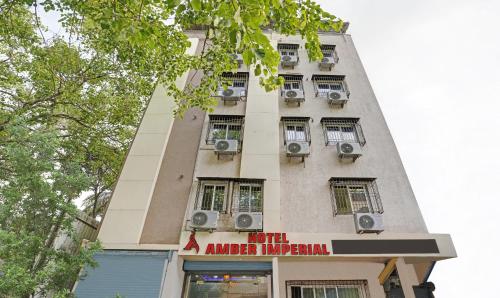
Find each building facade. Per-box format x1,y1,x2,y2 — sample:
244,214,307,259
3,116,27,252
74,28,456,298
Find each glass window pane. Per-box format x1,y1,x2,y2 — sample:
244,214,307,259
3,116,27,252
291,286,302,298
289,51,295,56
341,126,356,142
292,82,300,89
201,185,214,210
284,83,291,90
334,186,352,214
325,288,338,298
239,185,250,212
303,288,314,298
317,83,330,90
286,125,296,141
330,83,343,91
295,125,306,141
315,287,325,298
322,51,333,57
227,125,241,140
337,287,360,298
250,186,263,212
212,124,227,140
233,80,245,87
213,186,225,211
349,186,371,213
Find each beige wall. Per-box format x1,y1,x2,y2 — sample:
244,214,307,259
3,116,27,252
98,38,200,248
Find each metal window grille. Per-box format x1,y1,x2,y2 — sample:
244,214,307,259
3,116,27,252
278,44,299,59
232,181,263,213
206,115,244,145
197,181,229,212
312,75,350,98
287,280,370,298
218,72,249,97
280,75,304,95
281,117,311,144
329,178,383,215
320,118,366,146
320,44,339,63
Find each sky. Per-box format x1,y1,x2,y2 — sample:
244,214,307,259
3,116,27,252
320,0,500,296
38,1,500,296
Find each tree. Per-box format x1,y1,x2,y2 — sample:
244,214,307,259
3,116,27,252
0,0,342,295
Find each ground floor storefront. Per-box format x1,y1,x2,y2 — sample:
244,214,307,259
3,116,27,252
73,232,454,298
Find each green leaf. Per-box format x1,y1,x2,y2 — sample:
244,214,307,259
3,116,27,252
191,0,201,11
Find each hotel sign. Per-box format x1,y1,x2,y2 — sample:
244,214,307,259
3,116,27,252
184,232,331,256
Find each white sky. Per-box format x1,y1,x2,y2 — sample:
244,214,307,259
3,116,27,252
39,1,500,296
320,0,500,296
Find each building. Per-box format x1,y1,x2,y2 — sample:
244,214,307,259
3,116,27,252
74,26,456,298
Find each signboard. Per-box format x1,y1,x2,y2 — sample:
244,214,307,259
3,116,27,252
184,232,330,256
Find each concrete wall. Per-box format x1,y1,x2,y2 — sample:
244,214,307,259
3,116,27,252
98,38,199,248
275,33,427,234
181,32,427,235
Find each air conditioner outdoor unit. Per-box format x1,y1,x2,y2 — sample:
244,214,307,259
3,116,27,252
286,141,310,157
354,213,384,234
319,57,336,70
231,53,243,66
190,210,218,230
214,139,238,155
218,87,245,103
283,89,305,104
337,141,362,161
234,212,263,231
281,55,298,67
327,90,348,107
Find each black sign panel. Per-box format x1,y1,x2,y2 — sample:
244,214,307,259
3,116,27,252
331,239,439,254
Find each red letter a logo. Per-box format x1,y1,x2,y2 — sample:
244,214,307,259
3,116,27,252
183,231,200,253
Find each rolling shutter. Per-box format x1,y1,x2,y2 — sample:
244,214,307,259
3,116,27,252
74,250,170,298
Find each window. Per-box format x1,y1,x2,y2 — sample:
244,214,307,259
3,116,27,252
312,75,349,98
278,44,299,59
218,72,249,93
288,281,369,298
196,179,265,214
237,184,263,212
206,115,244,145
330,178,383,215
320,118,366,146
320,44,339,61
282,117,311,143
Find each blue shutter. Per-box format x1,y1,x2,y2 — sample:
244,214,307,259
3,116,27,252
74,250,169,298
183,261,272,272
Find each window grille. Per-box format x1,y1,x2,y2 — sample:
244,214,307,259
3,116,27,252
206,115,244,145
320,45,339,63
312,75,349,98
320,118,366,146
232,180,264,213
280,75,304,96
196,180,230,212
278,44,299,59
287,280,370,298
195,178,265,214
218,72,249,98
281,117,311,144
329,178,383,215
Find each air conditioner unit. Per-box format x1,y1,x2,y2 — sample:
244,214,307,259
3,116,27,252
231,53,243,66
319,57,335,70
283,89,305,104
327,90,348,106
281,55,298,67
190,210,218,230
337,141,362,161
286,141,310,157
214,139,238,155
234,212,263,231
354,213,384,234
218,87,245,103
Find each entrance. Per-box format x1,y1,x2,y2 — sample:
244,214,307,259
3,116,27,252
184,273,270,298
